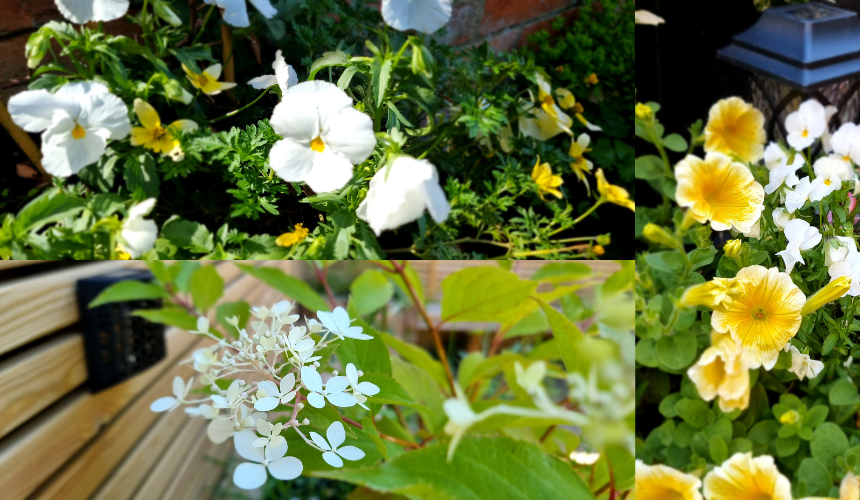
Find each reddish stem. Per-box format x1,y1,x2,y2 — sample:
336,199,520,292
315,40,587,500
313,261,338,309
340,416,420,449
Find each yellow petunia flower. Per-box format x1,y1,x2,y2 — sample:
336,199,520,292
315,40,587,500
711,265,806,370
635,460,703,500
687,331,750,412
596,168,634,211
801,472,860,500
182,64,237,96
130,99,198,155
704,453,792,500
531,157,564,200
675,152,764,233
275,223,309,247
704,97,766,163
680,278,741,311
723,239,742,258
569,133,594,193
801,276,852,316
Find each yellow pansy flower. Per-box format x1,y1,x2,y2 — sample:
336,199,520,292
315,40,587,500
569,133,593,193
801,472,860,500
130,99,198,155
275,223,309,247
680,278,741,311
182,64,237,96
531,157,563,200
704,453,792,500
555,87,602,131
675,152,764,233
519,76,574,141
635,460,703,500
705,97,766,163
687,331,750,412
711,265,806,370
595,168,634,211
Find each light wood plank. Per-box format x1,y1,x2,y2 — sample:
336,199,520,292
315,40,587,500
131,417,208,500
0,261,41,270
158,423,217,500
0,334,87,440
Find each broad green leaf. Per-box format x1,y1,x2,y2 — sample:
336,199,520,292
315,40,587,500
337,305,392,375
505,308,549,338
456,352,485,389
462,353,527,388
309,50,350,80
530,263,593,283
374,59,393,107
89,280,169,308
829,379,860,405
14,188,85,234
601,261,634,301
133,308,198,331
145,261,171,285
380,331,448,390
362,373,415,407
374,261,425,304
170,261,200,293
656,330,697,370
314,437,596,500
361,417,390,460
810,422,848,468
797,458,832,497
216,301,250,337
350,269,394,316
390,357,446,433
662,133,688,152
440,267,537,324
189,265,224,312
675,399,709,429
152,0,182,26
535,298,582,373
236,264,330,312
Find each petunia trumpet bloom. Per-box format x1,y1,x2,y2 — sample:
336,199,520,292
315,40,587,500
703,452,792,500
268,81,376,193
687,331,750,412
204,0,278,28
381,0,452,34
54,0,129,24
635,460,703,500
704,97,766,163
248,50,298,95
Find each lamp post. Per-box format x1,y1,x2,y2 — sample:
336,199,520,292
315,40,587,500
717,2,860,143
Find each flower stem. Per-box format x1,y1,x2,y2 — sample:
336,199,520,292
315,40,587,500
571,200,604,226
312,261,338,309
192,5,216,46
210,87,271,123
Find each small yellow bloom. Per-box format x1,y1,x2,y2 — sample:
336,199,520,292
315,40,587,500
675,152,764,233
635,102,653,119
182,64,237,96
704,452,792,500
116,249,132,260
801,276,852,316
680,278,741,311
531,157,564,200
704,97,766,163
569,133,593,193
723,239,742,258
596,168,634,211
643,223,677,248
554,65,564,73
275,223,309,247
584,73,599,85
779,409,800,425
711,265,806,370
592,244,605,256
130,99,198,155
635,460,703,500
687,331,750,412
555,87,576,110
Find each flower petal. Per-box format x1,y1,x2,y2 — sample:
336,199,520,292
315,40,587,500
327,421,346,449
268,456,303,480
207,419,235,444
325,376,350,394
356,381,380,396
306,392,326,409
320,106,376,165
266,439,288,461
233,462,267,490
322,451,344,468
254,397,280,412
345,363,358,386
309,431,331,450
336,446,365,461
325,391,358,408
305,149,355,193
301,366,323,392
234,430,266,462
150,396,177,412
270,138,315,183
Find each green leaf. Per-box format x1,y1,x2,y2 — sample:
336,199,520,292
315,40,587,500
456,352,485,389
152,0,182,26
810,422,849,468
635,155,665,180
375,261,425,304
309,50,350,80
89,280,169,308
362,373,415,407
216,301,250,337
656,330,697,370
797,458,832,497
337,66,359,90
133,308,199,331
380,331,448,390
390,357,446,433
529,263,593,283
189,265,224,312
662,133,688,152
14,188,85,234
829,379,860,405
360,417,389,460
535,298,583,373
124,154,160,198
806,406,829,428
350,269,394,316
675,399,709,429
440,267,537,324
314,437,596,500
709,435,728,463
374,59,393,107
337,305,391,375
236,264,330,312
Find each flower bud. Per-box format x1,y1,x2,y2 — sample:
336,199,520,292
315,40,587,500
297,403,304,410
800,276,851,316
635,102,653,120
723,239,742,259
679,209,700,232
772,207,792,231
680,278,741,311
642,223,677,248
302,418,310,426
779,409,800,425
592,245,605,256
332,370,339,376
597,234,611,246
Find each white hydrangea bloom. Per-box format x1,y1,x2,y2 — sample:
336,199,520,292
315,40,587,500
254,373,298,411
317,307,373,340
150,376,193,412
207,404,263,443
185,403,218,419
211,379,246,409
309,421,365,468
204,0,277,28
829,253,860,297
252,418,286,448
301,366,357,409
825,236,858,266
345,363,380,410
381,0,452,34
118,198,158,258
189,316,211,335
232,430,302,489
786,345,825,381
785,99,827,150
192,345,219,373
570,451,601,465
54,0,129,24
248,50,298,94
283,326,315,354
776,218,821,274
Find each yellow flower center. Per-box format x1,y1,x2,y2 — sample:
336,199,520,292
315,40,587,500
845,155,851,162
752,307,767,320
72,122,86,140
802,129,809,138
151,126,167,140
310,136,325,153
825,178,832,186
196,74,210,87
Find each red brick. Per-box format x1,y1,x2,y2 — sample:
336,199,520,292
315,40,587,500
479,0,571,36
487,29,520,53
0,34,31,85
445,2,479,45
0,0,61,34
518,8,579,47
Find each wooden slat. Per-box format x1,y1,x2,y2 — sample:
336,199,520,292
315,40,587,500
0,334,87,440
0,261,41,270
131,417,208,500
158,423,219,500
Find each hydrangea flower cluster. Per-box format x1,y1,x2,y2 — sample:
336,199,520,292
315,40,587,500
149,301,379,490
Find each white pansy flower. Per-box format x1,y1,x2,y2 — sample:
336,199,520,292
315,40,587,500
764,153,803,194
252,418,285,448
150,376,194,412
232,430,302,489
268,81,376,193
825,236,858,266
185,403,218,419
787,345,825,381
309,421,365,468
785,176,813,213
357,155,451,236
345,363,380,410
570,451,601,465
301,366,357,408
635,10,664,24
829,253,860,297
820,105,839,152
254,373,298,411
211,379,246,409
772,207,792,230
55,0,129,24
118,198,158,258
785,99,827,150
8,81,131,177
763,142,786,171
381,0,452,34
204,0,277,28
248,50,298,94
208,404,264,443
776,219,821,274
317,307,373,340
809,156,851,202
829,122,860,165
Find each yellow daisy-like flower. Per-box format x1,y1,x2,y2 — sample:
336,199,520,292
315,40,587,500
675,152,764,233
569,133,594,193
801,472,860,500
635,460,703,500
704,97,766,163
275,223,309,247
531,157,564,200
711,265,806,370
704,453,792,500
182,64,237,96
130,99,198,155
687,331,750,412
680,278,741,311
595,168,634,211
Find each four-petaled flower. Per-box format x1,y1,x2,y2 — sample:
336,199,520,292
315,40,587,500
252,418,286,448
151,376,194,412
301,366,357,409
317,307,373,340
211,379,245,409
309,421,366,468
254,373,298,411
345,363,380,410
232,430,302,490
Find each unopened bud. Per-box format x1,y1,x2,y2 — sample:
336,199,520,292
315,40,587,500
801,276,852,316
642,223,677,248
723,239,742,259
332,370,339,376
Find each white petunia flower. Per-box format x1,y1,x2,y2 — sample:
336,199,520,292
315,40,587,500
570,451,601,465
118,198,158,258
785,99,827,150
345,363,380,410
787,345,825,381
204,0,277,28
820,105,839,152
829,253,860,297
829,122,860,165
763,142,786,171
825,236,858,266
185,403,218,419
54,0,129,24
211,379,246,409
309,421,365,468
208,404,264,443
764,153,803,195
785,176,813,213
254,373,298,411
232,430,302,489
150,376,194,412
268,81,376,193
301,366,357,409
248,50,298,95
317,307,373,340
772,207,792,230
8,81,131,177
776,218,821,274
381,0,452,34
357,155,451,235
252,418,285,448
